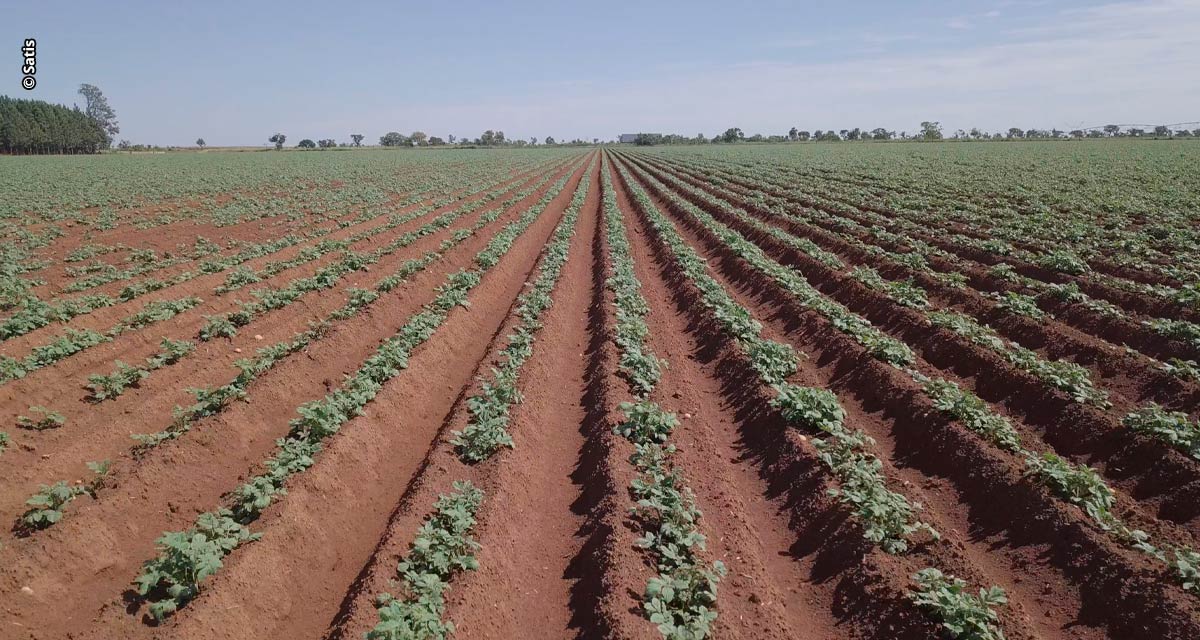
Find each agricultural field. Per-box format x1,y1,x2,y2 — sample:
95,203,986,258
1,141,1199,640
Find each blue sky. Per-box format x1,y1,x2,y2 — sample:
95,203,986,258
4,0,1197,145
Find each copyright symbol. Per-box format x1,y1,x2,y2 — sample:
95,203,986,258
21,75,35,90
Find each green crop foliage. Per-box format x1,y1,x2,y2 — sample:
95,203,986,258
911,568,1008,640
367,481,484,640
452,159,593,463
1123,404,1200,460
17,406,66,431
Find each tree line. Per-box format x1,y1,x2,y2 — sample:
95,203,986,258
628,122,1200,146
1,84,120,155
260,129,601,150
0,96,100,154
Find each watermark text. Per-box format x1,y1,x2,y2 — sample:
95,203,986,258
21,39,36,90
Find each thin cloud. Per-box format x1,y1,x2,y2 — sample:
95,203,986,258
764,37,821,49
400,0,1199,138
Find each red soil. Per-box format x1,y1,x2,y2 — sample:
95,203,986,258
1,149,1197,640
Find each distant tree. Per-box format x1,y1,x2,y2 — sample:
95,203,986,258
117,139,131,151
410,131,428,146
788,127,798,141
720,127,744,143
78,84,120,147
694,133,707,144
1153,125,1170,137
747,133,765,142
269,133,287,150
1069,130,1084,138
529,136,537,145
1086,130,1104,138
795,130,810,141
1176,129,1193,137
816,130,841,142
428,136,445,146
634,133,663,146
544,136,555,145
480,130,508,146
298,138,316,149
871,128,893,140
1103,124,1121,136
0,96,107,154
350,134,364,147
1007,127,1024,139
919,121,943,140
318,138,336,148
379,131,408,146
196,138,206,148
448,135,456,144
1128,128,1145,137
1194,129,1200,137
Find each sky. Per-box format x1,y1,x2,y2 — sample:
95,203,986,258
4,0,1198,146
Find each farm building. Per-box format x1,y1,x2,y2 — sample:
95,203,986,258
618,133,638,143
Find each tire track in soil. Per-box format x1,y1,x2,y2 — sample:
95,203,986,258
0,157,590,639
613,152,1200,639
0,160,578,526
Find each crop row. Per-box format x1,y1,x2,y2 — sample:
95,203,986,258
2,153,556,334
131,162,579,620
630,156,1126,408
126,158,582,450
614,153,1022,640
452,155,594,462
365,156,600,636
6,158,581,546
695,149,1198,292
681,153,1199,321
195,161,562,344
616,152,1200,601
1,158,569,438
600,155,726,638
1,297,200,385
625,153,1200,474
641,153,1200,366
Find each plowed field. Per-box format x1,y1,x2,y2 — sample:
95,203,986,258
2,143,1199,640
